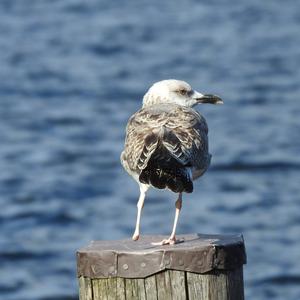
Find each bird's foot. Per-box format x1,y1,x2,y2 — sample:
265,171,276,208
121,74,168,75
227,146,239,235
151,236,177,246
132,232,140,241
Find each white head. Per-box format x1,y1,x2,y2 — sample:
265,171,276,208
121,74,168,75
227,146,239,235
142,79,223,108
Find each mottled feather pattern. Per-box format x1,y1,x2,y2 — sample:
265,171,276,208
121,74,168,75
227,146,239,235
121,103,211,184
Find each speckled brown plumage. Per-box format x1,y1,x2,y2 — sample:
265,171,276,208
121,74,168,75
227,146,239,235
120,103,211,193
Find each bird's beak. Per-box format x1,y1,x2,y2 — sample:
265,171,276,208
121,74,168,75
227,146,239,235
193,91,224,105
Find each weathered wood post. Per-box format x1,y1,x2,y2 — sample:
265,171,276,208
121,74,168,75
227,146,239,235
77,233,246,300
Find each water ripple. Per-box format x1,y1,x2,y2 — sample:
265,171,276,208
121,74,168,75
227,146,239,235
1,1,300,300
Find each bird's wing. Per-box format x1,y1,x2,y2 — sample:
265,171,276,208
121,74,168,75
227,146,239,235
121,104,210,175
121,108,160,174
160,105,210,171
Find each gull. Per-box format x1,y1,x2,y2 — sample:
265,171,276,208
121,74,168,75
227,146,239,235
120,79,223,245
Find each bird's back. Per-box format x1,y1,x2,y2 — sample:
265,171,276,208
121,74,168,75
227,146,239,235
121,104,211,193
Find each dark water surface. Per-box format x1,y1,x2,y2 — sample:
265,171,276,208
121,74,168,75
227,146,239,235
1,1,300,299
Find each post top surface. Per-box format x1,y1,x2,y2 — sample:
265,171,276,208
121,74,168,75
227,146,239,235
77,233,246,279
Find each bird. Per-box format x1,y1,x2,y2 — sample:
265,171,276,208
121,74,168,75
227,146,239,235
120,79,223,245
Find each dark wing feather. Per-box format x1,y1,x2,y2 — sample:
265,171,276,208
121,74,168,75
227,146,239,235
121,104,210,188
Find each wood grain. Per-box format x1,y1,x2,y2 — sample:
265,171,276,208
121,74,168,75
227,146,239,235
81,267,244,300
79,276,93,300
187,267,244,300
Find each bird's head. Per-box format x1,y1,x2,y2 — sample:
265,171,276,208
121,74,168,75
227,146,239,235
142,79,223,108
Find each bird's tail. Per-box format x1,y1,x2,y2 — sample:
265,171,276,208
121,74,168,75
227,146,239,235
139,143,193,193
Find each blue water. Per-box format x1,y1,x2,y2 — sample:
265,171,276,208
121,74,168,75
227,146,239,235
1,1,300,299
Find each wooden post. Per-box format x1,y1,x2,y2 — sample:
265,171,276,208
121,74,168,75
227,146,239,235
77,233,246,300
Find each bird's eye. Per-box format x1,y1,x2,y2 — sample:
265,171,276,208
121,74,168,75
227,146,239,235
178,89,187,96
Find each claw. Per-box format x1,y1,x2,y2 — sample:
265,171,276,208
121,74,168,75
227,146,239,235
132,233,139,241
151,237,177,246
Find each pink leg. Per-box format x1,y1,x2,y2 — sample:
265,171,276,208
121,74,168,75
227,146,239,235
152,193,182,245
132,186,147,241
